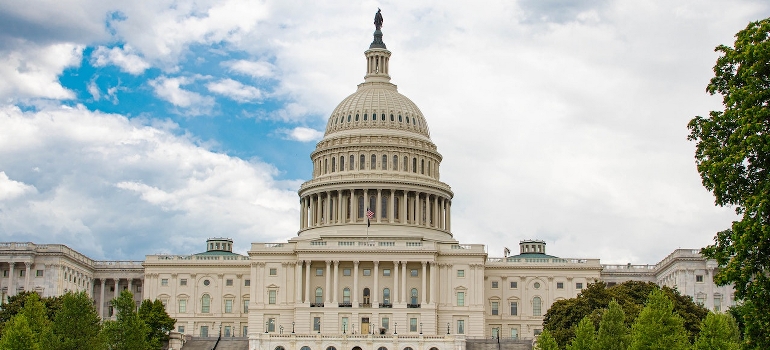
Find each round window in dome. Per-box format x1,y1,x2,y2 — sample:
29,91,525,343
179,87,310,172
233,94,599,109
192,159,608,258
364,114,368,121
355,114,359,121
381,113,385,121
348,115,351,122
390,114,394,121
398,115,402,122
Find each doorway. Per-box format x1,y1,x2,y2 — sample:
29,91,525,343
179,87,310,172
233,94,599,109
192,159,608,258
361,317,370,334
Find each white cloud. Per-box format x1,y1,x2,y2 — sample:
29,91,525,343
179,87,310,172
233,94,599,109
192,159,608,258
91,45,150,75
222,60,275,79
206,78,263,102
275,127,323,142
149,75,214,114
0,104,299,259
87,79,100,101
0,43,82,101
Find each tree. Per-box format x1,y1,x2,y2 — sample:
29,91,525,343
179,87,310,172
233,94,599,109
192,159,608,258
50,291,105,350
628,289,690,350
0,314,40,350
594,299,628,350
102,290,151,350
0,291,61,338
17,293,55,349
687,17,770,349
137,299,176,349
535,329,559,350
693,312,740,350
566,316,594,350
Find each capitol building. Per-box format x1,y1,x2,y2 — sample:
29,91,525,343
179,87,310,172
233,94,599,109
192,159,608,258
0,18,734,350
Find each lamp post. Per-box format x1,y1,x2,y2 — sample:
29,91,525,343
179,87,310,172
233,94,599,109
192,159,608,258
420,322,423,335
280,325,283,335
318,320,321,334
343,324,347,334
447,322,450,335
265,322,268,334
291,321,295,334
394,322,397,335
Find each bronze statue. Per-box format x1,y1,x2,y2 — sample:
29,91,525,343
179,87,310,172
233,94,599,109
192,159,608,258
374,8,383,30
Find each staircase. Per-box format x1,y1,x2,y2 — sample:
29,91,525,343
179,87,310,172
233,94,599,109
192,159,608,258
212,337,248,350
177,337,217,350
466,338,533,350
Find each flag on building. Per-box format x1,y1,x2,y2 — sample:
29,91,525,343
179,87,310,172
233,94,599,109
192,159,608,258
504,247,511,257
366,208,374,227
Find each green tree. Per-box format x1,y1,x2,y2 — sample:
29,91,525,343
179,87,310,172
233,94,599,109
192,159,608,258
535,329,559,350
0,314,40,350
566,316,594,350
687,17,770,350
594,299,628,350
693,312,740,350
51,291,105,350
102,290,151,350
137,299,176,349
18,293,54,349
628,290,690,350
0,291,61,338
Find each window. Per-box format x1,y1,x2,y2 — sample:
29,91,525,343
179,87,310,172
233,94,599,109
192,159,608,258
511,328,518,339
421,159,424,174
383,288,391,304
457,292,465,306
316,268,324,276
510,301,518,315
178,325,185,333
382,155,387,170
533,297,542,316
313,317,321,331
382,317,389,330
343,268,351,276
557,282,564,289
363,269,371,276
225,299,233,313
534,329,542,336
576,282,583,289
403,156,408,171
343,288,351,303
491,281,498,289
412,158,417,173
457,320,465,334
315,288,323,304
36,270,43,277
224,325,232,337
243,326,248,336
19,270,24,277
161,279,169,286
534,282,541,289
491,301,499,315
270,268,277,276
180,278,187,286
391,114,394,121
201,294,211,313
226,279,233,286
355,114,359,121
178,299,187,313
342,317,349,332
243,299,249,313
381,196,387,218
510,281,518,289
332,157,336,172
371,154,376,169
245,279,250,286
410,269,418,277
410,318,417,332
393,155,398,170
696,294,705,306
411,288,418,304
340,156,344,170
360,155,365,170
714,295,722,312
350,155,355,170
696,275,704,283
201,326,209,337
268,318,275,332
457,270,465,277
269,290,277,304
203,280,210,286
358,195,364,218
383,269,391,276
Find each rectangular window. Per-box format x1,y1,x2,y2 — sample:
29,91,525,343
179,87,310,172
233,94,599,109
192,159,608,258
226,279,233,286
457,292,465,306
383,269,391,276
491,301,499,315
180,278,187,286
534,329,542,336
382,317,389,331
557,282,564,289
457,320,465,334
178,299,187,313
243,326,248,336
342,317,349,332
268,318,275,332
696,275,704,283
225,299,233,313
316,268,324,276
161,278,169,286
714,296,722,312
35,270,43,277
510,281,518,288
202,297,210,313
411,269,418,277
510,302,518,315
245,279,250,286
457,270,465,277
269,268,277,276
511,328,518,339
243,300,249,313
410,318,417,332
313,317,321,331
343,268,351,276
200,326,209,337
269,290,276,304
363,269,371,276
576,282,583,289
178,325,185,334
491,281,498,288
224,326,231,337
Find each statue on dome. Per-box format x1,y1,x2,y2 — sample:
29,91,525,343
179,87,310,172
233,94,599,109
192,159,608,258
374,8,383,30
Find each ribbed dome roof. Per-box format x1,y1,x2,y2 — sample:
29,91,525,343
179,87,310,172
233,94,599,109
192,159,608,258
324,82,431,138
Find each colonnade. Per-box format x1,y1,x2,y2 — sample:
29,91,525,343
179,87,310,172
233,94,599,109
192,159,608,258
1,262,35,297
299,189,451,231
95,277,142,319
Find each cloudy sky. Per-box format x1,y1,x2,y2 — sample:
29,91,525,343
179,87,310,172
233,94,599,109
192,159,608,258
1,1,767,263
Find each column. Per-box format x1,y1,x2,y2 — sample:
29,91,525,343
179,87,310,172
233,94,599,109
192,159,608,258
352,190,359,222
401,261,407,304
446,265,454,306
257,263,265,304
90,278,95,299
402,191,407,224
8,263,15,296
416,193,421,226
429,262,436,305
353,261,360,306
325,261,331,304
364,189,369,214
333,261,340,304
100,279,106,319
393,261,399,304
421,262,427,305
447,200,451,231
324,192,330,225
300,198,305,229
373,261,379,306
434,196,439,228
338,191,343,224
389,190,395,223
304,260,311,304
295,261,303,303
250,262,258,305
309,195,315,227
376,189,382,223
440,198,446,230
128,278,133,294
24,262,31,293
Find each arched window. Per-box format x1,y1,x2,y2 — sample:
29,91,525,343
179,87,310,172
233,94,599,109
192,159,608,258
411,288,418,305
324,158,328,174
533,296,542,316
421,159,424,174
413,117,416,125
412,158,417,173
358,196,364,218
331,157,336,172
360,155,365,170
363,288,371,304
315,288,323,304
404,347,414,350
369,196,376,215
428,161,431,176
343,288,351,303
364,113,368,121
393,155,398,170
394,197,400,220
403,156,408,171
381,196,388,218
378,347,388,350
340,156,345,171
371,154,376,169
406,116,410,124
390,114,394,121
326,347,337,350
201,294,210,313
350,155,355,170
382,155,387,170
429,348,439,350
275,347,286,350
383,288,391,304
399,114,403,122
355,114,359,121
347,115,351,122
301,347,312,350
381,113,385,121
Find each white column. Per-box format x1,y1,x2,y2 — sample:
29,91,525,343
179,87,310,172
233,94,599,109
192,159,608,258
401,261,407,304
325,260,331,304
421,262,427,305
352,190,359,222
324,192,330,225
8,263,15,296
353,261,360,306
295,261,303,304
304,260,311,304
434,196,439,228
402,191,407,224
376,189,382,223
447,200,451,231
373,261,379,306
24,263,31,293
389,190,395,223
416,193,421,226
393,261,399,304
333,261,340,304
338,191,343,224
100,279,106,319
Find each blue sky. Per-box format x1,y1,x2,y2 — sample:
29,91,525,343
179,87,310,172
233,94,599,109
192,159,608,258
1,1,768,262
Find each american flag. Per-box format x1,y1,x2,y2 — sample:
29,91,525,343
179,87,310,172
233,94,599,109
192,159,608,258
366,208,375,219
